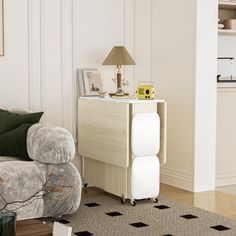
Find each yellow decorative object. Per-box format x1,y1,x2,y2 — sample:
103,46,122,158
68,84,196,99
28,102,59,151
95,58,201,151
136,82,155,100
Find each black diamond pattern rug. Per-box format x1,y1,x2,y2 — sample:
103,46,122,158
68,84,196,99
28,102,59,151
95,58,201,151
180,214,198,220
154,204,170,210
84,203,100,208
130,222,149,228
210,225,231,231
58,195,236,236
105,211,123,217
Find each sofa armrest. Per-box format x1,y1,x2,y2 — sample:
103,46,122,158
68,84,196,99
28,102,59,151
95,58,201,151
27,124,75,164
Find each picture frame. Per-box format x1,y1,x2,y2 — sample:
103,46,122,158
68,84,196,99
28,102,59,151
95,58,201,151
77,69,103,97
0,0,4,56
77,69,86,97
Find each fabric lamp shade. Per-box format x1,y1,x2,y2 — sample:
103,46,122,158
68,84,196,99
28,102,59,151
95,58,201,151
102,46,136,66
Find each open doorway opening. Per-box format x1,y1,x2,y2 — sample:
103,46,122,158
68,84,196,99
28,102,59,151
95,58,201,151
216,1,236,195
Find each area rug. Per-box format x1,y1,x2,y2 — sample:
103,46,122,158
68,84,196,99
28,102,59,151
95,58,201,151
55,194,236,236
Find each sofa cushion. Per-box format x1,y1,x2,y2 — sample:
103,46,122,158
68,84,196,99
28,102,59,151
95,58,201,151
0,109,43,135
0,109,43,160
0,124,33,161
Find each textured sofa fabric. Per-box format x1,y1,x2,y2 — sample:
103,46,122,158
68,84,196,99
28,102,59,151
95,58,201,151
0,124,81,220
27,124,75,164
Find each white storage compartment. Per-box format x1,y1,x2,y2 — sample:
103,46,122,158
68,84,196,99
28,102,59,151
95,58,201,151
132,113,160,157
131,156,160,199
131,112,160,202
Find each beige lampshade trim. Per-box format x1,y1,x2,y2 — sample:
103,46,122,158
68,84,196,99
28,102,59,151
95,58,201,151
103,46,136,66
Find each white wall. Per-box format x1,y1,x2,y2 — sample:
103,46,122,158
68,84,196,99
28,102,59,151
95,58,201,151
152,0,217,192
0,0,29,108
73,0,153,95
194,0,217,192
73,0,125,94
0,0,75,133
152,0,196,191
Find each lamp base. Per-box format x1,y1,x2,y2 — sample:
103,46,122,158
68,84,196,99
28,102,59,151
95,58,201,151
115,71,125,96
115,87,125,96
109,92,129,97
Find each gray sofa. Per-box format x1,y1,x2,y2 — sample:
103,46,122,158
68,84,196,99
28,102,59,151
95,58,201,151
0,123,82,220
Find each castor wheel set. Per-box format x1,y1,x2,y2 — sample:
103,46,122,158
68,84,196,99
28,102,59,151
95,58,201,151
120,196,158,206
121,195,126,204
130,199,136,206
152,197,158,203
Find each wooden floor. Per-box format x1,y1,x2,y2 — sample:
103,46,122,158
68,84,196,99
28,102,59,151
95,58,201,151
16,220,52,236
160,184,236,220
83,184,236,221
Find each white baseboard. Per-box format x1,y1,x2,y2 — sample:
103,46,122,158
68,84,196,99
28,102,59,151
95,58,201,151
160,168,193,192
216,172,236,187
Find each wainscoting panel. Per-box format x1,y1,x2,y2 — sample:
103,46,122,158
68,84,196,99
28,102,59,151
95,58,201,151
28,0,42,112
124,0,135,94
60,0,73,132
134,0,152,83
42,0,63,126
28,0,74,131
27,0,154,137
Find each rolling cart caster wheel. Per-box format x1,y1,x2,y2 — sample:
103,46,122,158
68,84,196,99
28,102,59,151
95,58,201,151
152,197,158,203
83,183,88,188
121,195,126,204
130,200,136,206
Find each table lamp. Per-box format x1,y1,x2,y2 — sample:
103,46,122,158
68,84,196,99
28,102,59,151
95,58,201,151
103,46,136,96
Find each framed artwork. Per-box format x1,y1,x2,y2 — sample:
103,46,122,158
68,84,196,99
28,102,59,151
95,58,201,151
77,69,103,97
83,70,103,96
0,0,4,56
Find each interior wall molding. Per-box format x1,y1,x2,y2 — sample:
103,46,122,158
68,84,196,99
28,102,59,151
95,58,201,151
124,0,135,94
160,167,193,192
40,0,46,122
28,0,43,113
60,0,73,133
28,0,74,132
134,0,152,84
28,0,46,123
216,172,236,187
72,0,80,141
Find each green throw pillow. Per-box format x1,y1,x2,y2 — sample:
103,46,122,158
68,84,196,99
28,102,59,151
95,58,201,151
0,109,43,160
0,124,32,161
0,109,43,135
